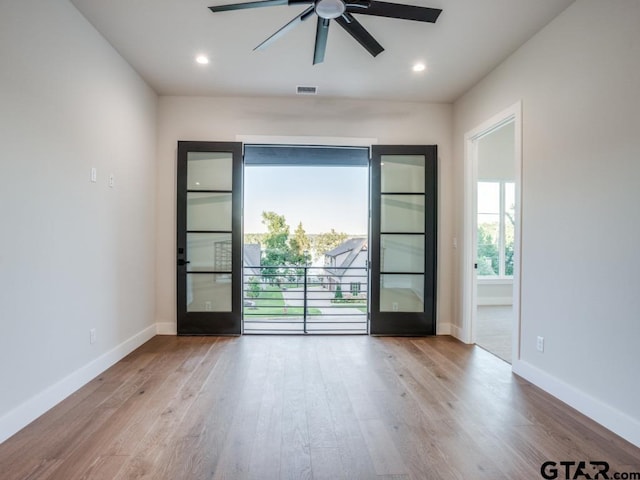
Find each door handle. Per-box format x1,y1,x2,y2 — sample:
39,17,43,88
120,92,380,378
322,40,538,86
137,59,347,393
177,259,190,266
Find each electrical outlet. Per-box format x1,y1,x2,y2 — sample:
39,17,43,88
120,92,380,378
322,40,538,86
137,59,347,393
392,302,399,312
90,328,97,344
536,336,544,352
108,173,115,188
205,301,212,311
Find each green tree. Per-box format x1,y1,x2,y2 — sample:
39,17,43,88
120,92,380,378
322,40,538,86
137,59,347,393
244,233,266,247
262,211,289,250
505,210,515,276
334,284,343,300
261,211,290,283
289,222,312,265
313,229,348,260
247,277,261,299
288,222,311,286
477,224,499,275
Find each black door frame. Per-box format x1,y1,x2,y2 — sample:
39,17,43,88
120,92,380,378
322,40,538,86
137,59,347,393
176,141,243,335
369,145,438,335
176,142,437,336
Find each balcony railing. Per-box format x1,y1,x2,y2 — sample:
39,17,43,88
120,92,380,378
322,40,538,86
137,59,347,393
243,265,368,334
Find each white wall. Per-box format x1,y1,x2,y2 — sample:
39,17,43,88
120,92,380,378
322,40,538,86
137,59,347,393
157,96,453,334
453,0,640,445
477,121,515,181
477,281,512,306
0,0,157,442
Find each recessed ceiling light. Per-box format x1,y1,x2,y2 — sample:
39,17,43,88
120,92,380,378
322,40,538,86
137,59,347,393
196,55,209,65
412,62,426,72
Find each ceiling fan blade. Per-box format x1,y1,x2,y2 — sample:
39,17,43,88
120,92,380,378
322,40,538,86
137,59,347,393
335,13,384,57
313,18,330,65
209,0,311,13
254,6,316,51
349,1,442,23
344,0,371,9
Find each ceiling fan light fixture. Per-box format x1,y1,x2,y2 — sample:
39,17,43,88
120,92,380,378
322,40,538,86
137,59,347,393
208,0,442,64
315,0,346,19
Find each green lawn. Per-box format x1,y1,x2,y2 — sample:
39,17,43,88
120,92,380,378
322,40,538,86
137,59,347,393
244,285,320,317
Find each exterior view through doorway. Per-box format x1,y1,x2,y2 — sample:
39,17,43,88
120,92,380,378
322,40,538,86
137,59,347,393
243,145,369,334
176,142,437,336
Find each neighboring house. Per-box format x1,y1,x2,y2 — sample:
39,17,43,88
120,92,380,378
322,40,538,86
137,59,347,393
243,243,262,277
323,238,368,295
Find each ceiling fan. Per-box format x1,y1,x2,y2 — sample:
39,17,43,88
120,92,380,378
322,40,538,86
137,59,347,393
208,0,442,64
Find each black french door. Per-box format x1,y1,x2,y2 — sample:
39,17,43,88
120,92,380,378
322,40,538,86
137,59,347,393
175,141,436,336
369,145,437,335
176,141,243,335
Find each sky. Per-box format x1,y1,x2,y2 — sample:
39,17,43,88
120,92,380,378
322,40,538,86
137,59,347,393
244,165,368,234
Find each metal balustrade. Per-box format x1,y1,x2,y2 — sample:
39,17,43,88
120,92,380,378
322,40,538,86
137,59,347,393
243,265,368,334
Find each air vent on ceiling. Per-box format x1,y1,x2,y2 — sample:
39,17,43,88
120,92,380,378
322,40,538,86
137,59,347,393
296,85,318,95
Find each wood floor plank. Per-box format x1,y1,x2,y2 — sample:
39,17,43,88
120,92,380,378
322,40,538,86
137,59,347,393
246,338,285,480
323,379,378,479
159,338,255,479
279,340,313,480
310,446,345,480
112,338,226,479
211,339,271,480
0,335,638,480
318,341,379,479
358,419,407,476
305,342,338,450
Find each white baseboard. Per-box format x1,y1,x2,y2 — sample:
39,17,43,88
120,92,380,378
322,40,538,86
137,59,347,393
0,324,156,444
436,322,451,335
156,322,177,335
512,359,640,448
449,323,468,343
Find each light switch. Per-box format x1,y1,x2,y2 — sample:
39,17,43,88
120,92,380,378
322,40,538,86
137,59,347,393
109,174,115,188
90,167,97,183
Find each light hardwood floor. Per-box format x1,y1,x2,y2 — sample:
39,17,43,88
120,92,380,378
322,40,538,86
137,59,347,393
1,335,638,479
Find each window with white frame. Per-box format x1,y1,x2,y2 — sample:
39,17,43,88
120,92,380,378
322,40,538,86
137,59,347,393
477,181,515,277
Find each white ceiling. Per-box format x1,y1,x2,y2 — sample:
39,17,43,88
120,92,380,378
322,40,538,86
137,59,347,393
70,0,574,102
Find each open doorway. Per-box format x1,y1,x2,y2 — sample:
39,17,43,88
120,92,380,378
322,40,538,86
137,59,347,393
463,103,521,364
475,122,516,362
242,145,369,334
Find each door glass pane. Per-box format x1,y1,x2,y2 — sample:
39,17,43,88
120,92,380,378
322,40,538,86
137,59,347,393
187,152,232,190
187,274,232,312
381,235,424,273
187,192,232,231
381,155,425,193
187,233,232,272
381,195,425,232
380,274,424,312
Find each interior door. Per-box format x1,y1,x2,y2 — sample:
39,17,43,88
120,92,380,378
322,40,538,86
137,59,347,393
369,145,437,335
176,141,243,335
